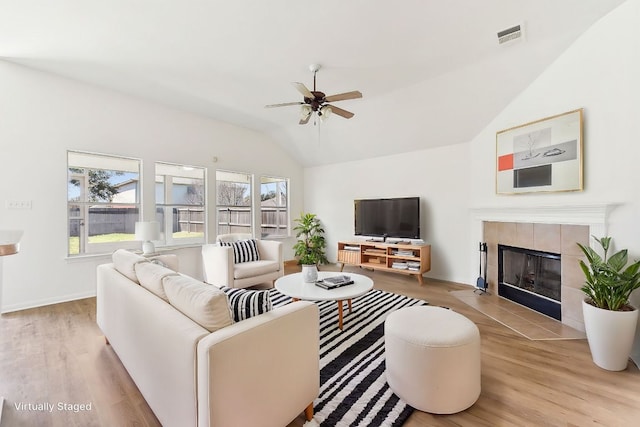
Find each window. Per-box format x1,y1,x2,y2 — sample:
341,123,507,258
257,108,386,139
216,170,252,236
260,176,289,238
155,162,206,246
67,151,141,256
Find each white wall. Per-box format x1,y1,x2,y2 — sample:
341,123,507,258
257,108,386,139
0,60,304,312
304,142,470,284
306,0,640,362
468,0,640,362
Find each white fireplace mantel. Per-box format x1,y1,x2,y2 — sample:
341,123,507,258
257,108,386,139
470,204,616,229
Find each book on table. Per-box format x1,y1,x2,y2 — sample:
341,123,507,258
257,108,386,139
315,275,354,289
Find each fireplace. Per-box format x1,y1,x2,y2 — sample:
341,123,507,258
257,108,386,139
498,245,562,320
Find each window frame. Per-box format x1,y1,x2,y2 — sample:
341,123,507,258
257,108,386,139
155,161,207,248
259,175,290,239
215,169,254,237
67,150,142,256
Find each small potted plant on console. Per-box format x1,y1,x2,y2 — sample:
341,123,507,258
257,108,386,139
578,236,640,371
293,213,328,282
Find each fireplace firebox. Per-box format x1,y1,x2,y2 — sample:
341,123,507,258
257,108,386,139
498,244,561,320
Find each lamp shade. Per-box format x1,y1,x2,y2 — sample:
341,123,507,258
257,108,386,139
135,222,160,255
300,104,312,119
135,221,160,241
319,105,332,122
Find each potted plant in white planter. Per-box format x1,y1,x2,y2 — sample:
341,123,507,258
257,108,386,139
293,213,328,283
578,236,640,371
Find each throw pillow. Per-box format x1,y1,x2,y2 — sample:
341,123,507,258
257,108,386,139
219,239,260,264
221,286,273,322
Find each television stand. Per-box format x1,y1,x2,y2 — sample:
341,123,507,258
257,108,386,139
337,241,431,285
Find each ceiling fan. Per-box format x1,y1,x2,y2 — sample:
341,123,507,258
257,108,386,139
265,64,362,125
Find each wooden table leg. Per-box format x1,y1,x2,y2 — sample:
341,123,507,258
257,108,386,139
348,299,352,313
337,300,344,330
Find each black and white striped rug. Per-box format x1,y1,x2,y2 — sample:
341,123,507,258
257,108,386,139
270,288,428,427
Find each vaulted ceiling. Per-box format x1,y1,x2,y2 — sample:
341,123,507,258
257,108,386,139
0,0,625,166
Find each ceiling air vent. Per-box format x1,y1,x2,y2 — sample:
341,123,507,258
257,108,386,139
497,24,523,45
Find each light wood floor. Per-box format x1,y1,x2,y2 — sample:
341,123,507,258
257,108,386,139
2,264,640,427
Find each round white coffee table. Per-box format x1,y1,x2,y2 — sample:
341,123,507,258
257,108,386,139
275,271,374,330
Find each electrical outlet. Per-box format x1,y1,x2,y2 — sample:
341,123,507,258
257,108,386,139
6,200,32,210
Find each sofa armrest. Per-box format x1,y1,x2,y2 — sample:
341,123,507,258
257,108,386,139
97,263,209,427
257,240,283,271
197,301,319,427
201,244,234,286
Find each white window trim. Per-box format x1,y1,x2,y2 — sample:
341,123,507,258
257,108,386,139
67,150,142,257
215,169,254,237
155,161,207,248
260,175,290,239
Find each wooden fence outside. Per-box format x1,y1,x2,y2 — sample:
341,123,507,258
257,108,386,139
70,206,287,237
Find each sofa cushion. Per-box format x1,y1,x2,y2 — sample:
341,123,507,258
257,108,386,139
219,239,260,264
220,287,273,322
163,275,233,332
112,249,148,283
135,262,179,301
233,260,279,279
148,254,179,272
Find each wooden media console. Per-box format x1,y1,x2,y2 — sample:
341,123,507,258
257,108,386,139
337,241,431,284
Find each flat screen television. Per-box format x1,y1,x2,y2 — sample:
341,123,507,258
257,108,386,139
354,197,420,240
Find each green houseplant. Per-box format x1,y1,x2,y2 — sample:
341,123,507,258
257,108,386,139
293,213,328,282
577,236,640,370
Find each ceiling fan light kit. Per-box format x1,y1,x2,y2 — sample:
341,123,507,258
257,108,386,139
266,63,362,125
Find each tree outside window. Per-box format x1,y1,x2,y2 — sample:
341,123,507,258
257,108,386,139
67,151,141,256
216,170,252,236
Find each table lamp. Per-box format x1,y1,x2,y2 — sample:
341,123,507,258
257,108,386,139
135,221,160,255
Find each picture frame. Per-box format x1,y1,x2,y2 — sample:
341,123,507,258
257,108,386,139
496,108,583,194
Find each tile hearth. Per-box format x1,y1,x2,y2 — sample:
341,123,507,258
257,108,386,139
451,289,586,340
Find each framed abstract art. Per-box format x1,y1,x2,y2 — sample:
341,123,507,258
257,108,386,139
496,109,583,194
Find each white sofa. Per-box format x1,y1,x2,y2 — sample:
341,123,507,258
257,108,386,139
202,238,284,288
97,249,319,427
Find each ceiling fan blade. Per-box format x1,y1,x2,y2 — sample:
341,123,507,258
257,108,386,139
292,82,314,99
324,91,363,102
264,102,303,108
327,105,355,119
299,113,312,125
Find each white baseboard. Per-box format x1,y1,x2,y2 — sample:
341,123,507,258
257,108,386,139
0,291,96,314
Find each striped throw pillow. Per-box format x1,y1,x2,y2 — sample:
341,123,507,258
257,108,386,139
220,287,273,322
219,239,260,264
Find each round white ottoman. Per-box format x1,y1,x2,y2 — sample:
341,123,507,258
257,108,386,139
385,306,481,414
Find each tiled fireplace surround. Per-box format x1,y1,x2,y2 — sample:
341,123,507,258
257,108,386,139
471,205,611,331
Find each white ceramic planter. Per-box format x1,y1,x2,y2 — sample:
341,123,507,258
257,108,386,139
301,264,318,283
582,299,639,371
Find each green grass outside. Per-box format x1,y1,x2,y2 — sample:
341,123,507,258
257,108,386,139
68,231,203,254
68,233,135,255
172,231,204,239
